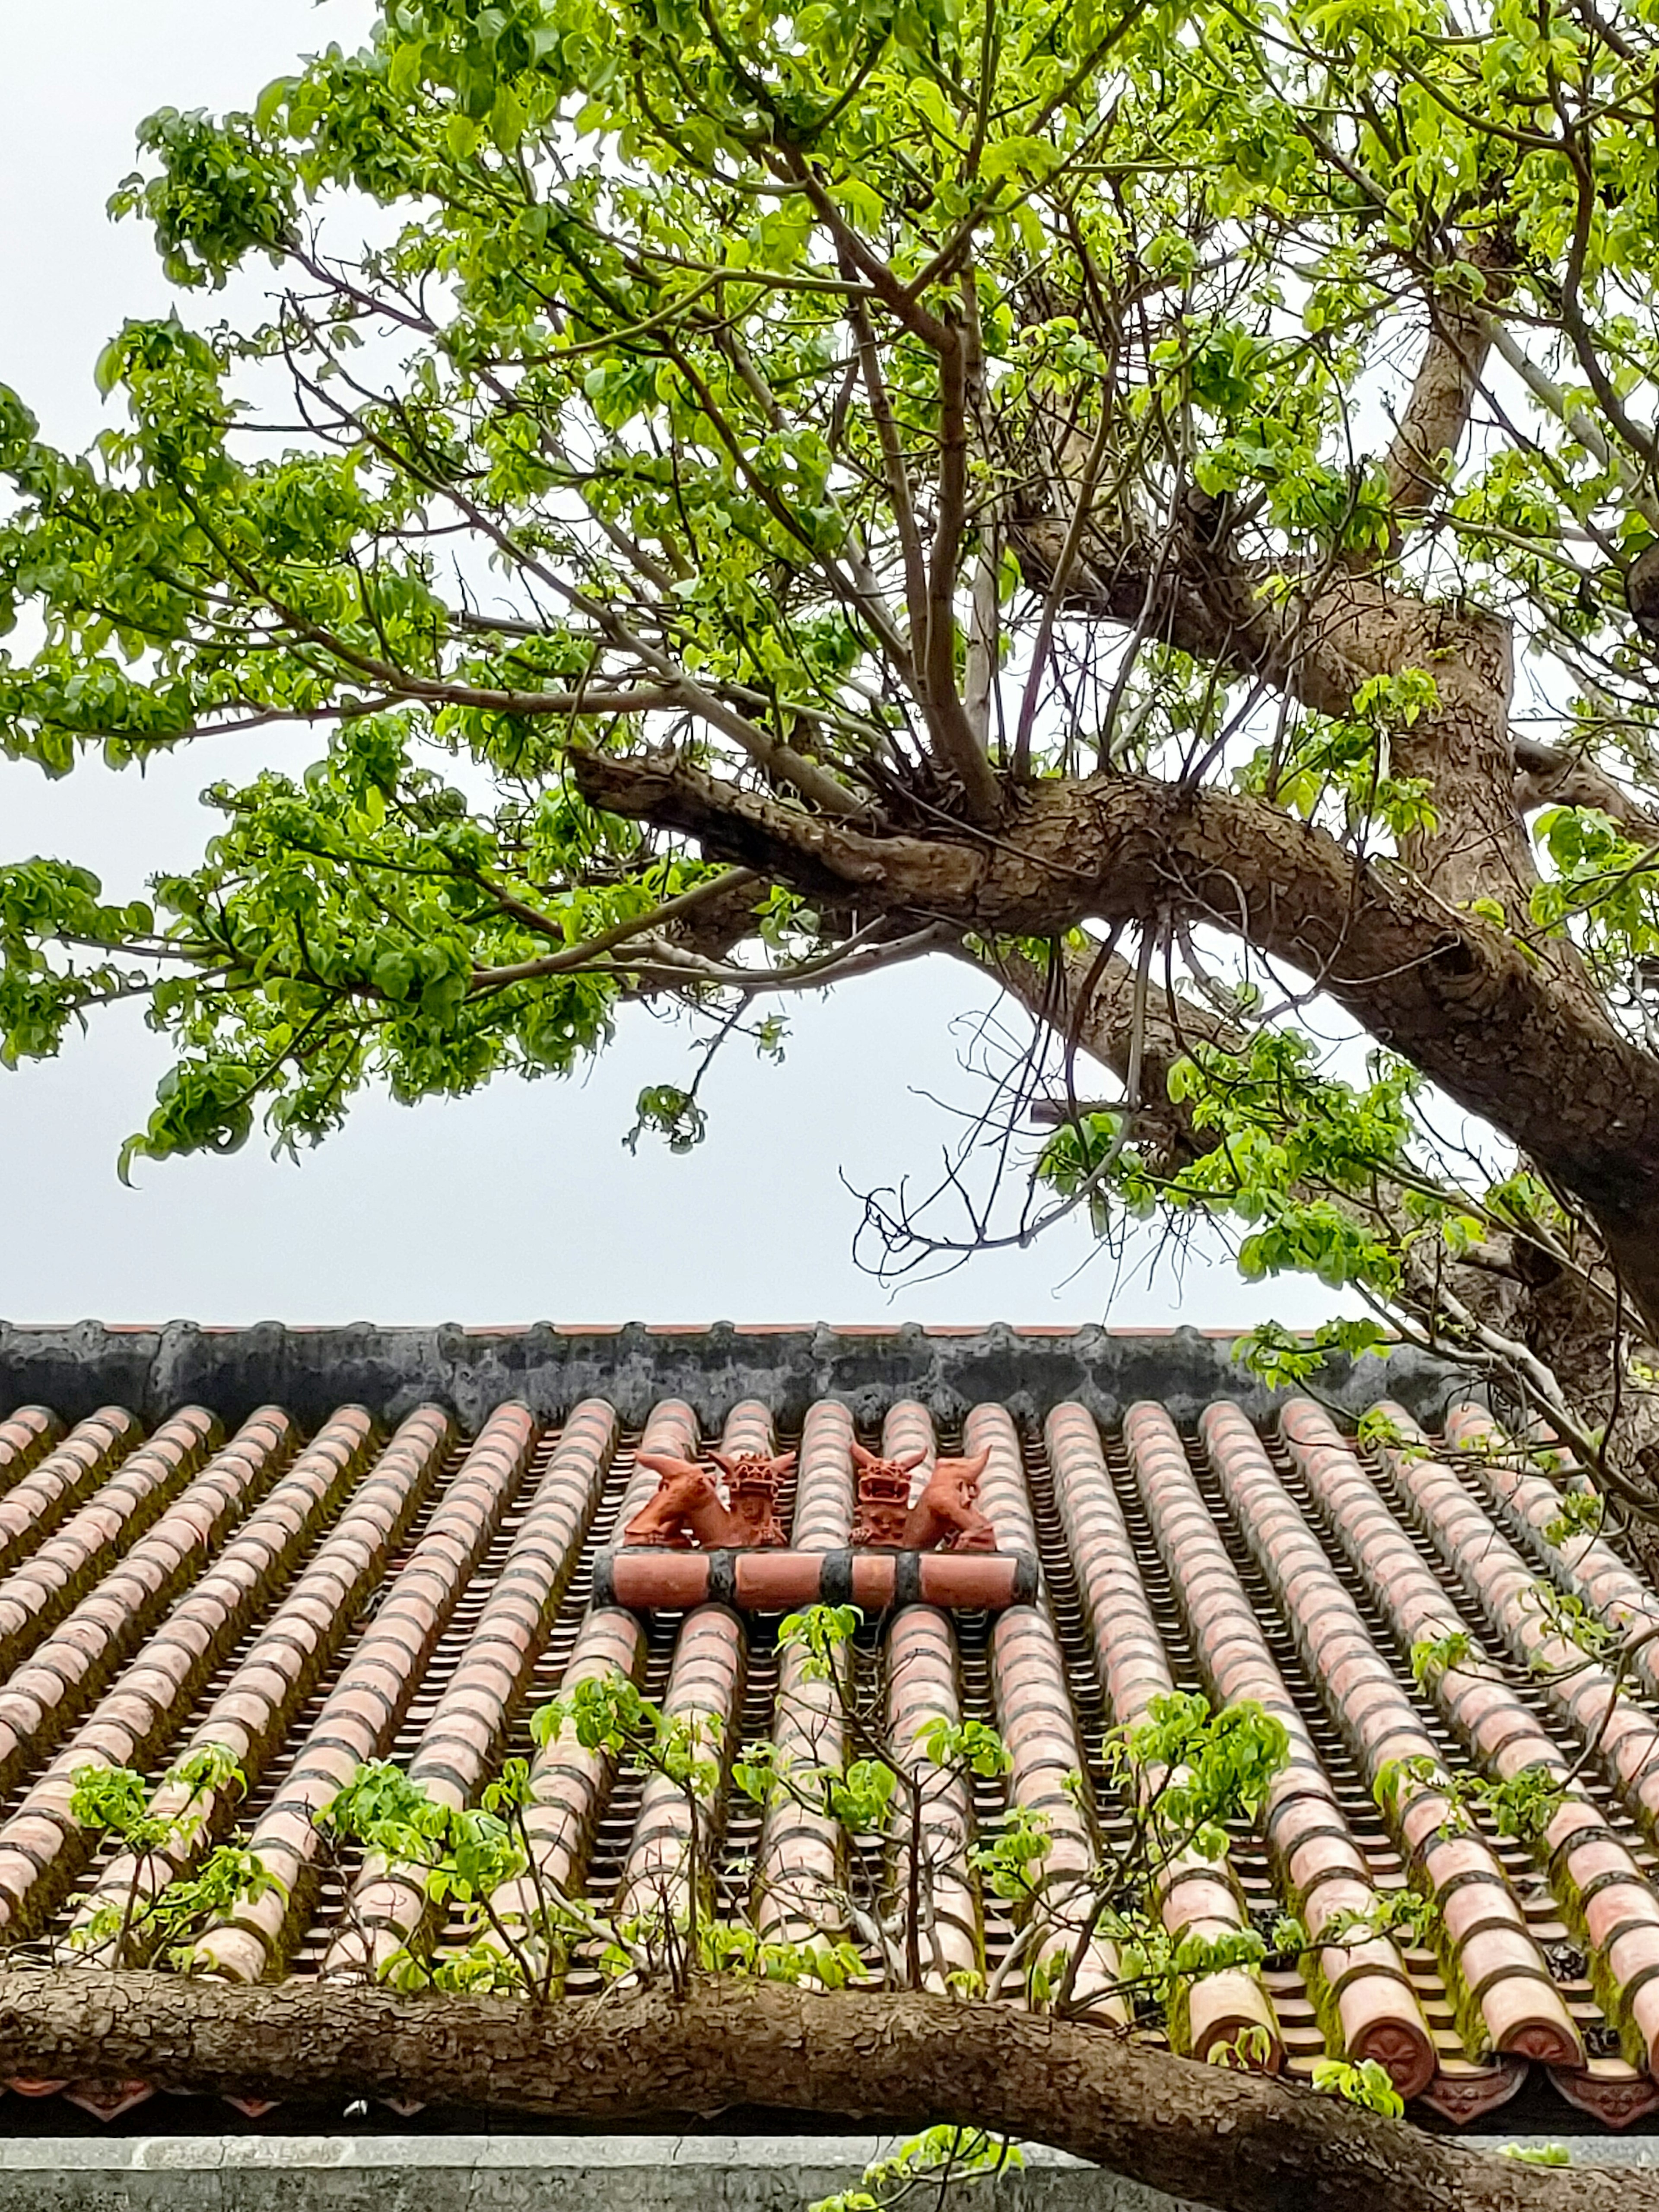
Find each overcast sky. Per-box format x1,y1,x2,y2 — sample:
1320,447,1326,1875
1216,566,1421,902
0,4,1337,1333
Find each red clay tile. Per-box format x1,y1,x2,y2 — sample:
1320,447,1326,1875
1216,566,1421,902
10,1363,1659,2120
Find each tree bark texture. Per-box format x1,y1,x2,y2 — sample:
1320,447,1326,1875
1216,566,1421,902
0,1971,1640,2212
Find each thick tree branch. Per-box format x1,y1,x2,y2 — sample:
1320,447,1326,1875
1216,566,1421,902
1378,241,1510,541
1013,501,1543,910
917,318,1005,826
843,284,931,651
0,1973,1636,2212
572,746,1659,1328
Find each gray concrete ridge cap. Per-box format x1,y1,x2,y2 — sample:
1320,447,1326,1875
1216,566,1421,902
0,1320,1466,1433
0,2135,1646,2211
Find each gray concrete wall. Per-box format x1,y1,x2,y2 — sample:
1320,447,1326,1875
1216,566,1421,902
0,2134,1650,2212
0,2135,1217,2212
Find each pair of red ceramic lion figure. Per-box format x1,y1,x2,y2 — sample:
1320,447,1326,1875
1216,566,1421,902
621,1440,996,1553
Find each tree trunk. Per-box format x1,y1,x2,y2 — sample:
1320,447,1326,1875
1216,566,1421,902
0,1971,1635,2212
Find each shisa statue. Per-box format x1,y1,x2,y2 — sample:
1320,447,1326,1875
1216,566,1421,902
622,1446,794,1549
847,1443,925,1547
849,1441,996,1551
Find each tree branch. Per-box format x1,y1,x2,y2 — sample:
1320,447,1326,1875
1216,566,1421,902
1377,239,1510,546
957,936,1232,1166
916,315,1004,826
571,744,1659,1329
1013,495,1543,909
0,1973,1635,2212
462,867,759,976
1513,736,1659,843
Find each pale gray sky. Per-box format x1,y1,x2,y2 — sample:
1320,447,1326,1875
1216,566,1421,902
0,3,1334,1332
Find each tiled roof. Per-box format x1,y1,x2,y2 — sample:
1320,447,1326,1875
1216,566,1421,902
1,1337,1657,2132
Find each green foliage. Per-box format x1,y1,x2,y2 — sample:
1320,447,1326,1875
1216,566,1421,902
1207,2023,1279,2072
1374,1752,1466,1827
778,1603,861,1681
697,1921,868,1989
1376,1746,1569,1848
1527,1581,1618,1663
57,1747,279,1969
1475,1765,1570,1846
624,1083,708,1154
285,1615,1296,2059
1409,1631,1473,1688
1355,1408,1429,1460
1542,1488,1605,1549
1319,1887,1434,1952
1532,808,1659,991
1041,1032,1462,1304
969,1804,1055,1904
1107,1692,1290,1864
917,1717,1011,1780
810,2128,1023,2212
1312,2057,1405,2119
0,0,1654,1404
1236,671,1442,841
1238,1319,1391,1392
536,1677,725,1795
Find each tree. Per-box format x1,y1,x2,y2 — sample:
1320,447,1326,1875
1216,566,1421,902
6,0,1659,1470
8,0,1659,2191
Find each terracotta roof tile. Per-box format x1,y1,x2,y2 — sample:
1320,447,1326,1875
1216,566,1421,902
0,1410,144,1576
0,1408,64,1488
7,1355,1659,2129
1048,1402,1283,2064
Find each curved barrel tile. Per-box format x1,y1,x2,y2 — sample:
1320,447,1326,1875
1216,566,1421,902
322,1401,618,1979
484,1607,644,1974
721,1399,779,1478
0,1408,63,1492
879,1405,980,1992
616,1605,744,1932
484,1399,699,1964
1281,1399,1659,2085
615,1403,756,1939
1204,1401,1580,2069
1125,1404,1434,2095
0,1407,239,1674
757,1399,852,1960
73,1405,480,1947
1445,1405,1659,1702
185,1406,543,1982
0,1408,289,1802
790,1399,856,1556
1368,1402,1659,1845
965,1406,1040,1559
886,1602,981,1990
1044,1403,1281,2063
965,1404,1126,2025
0,1410,141,1578
0,1406,376,1938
